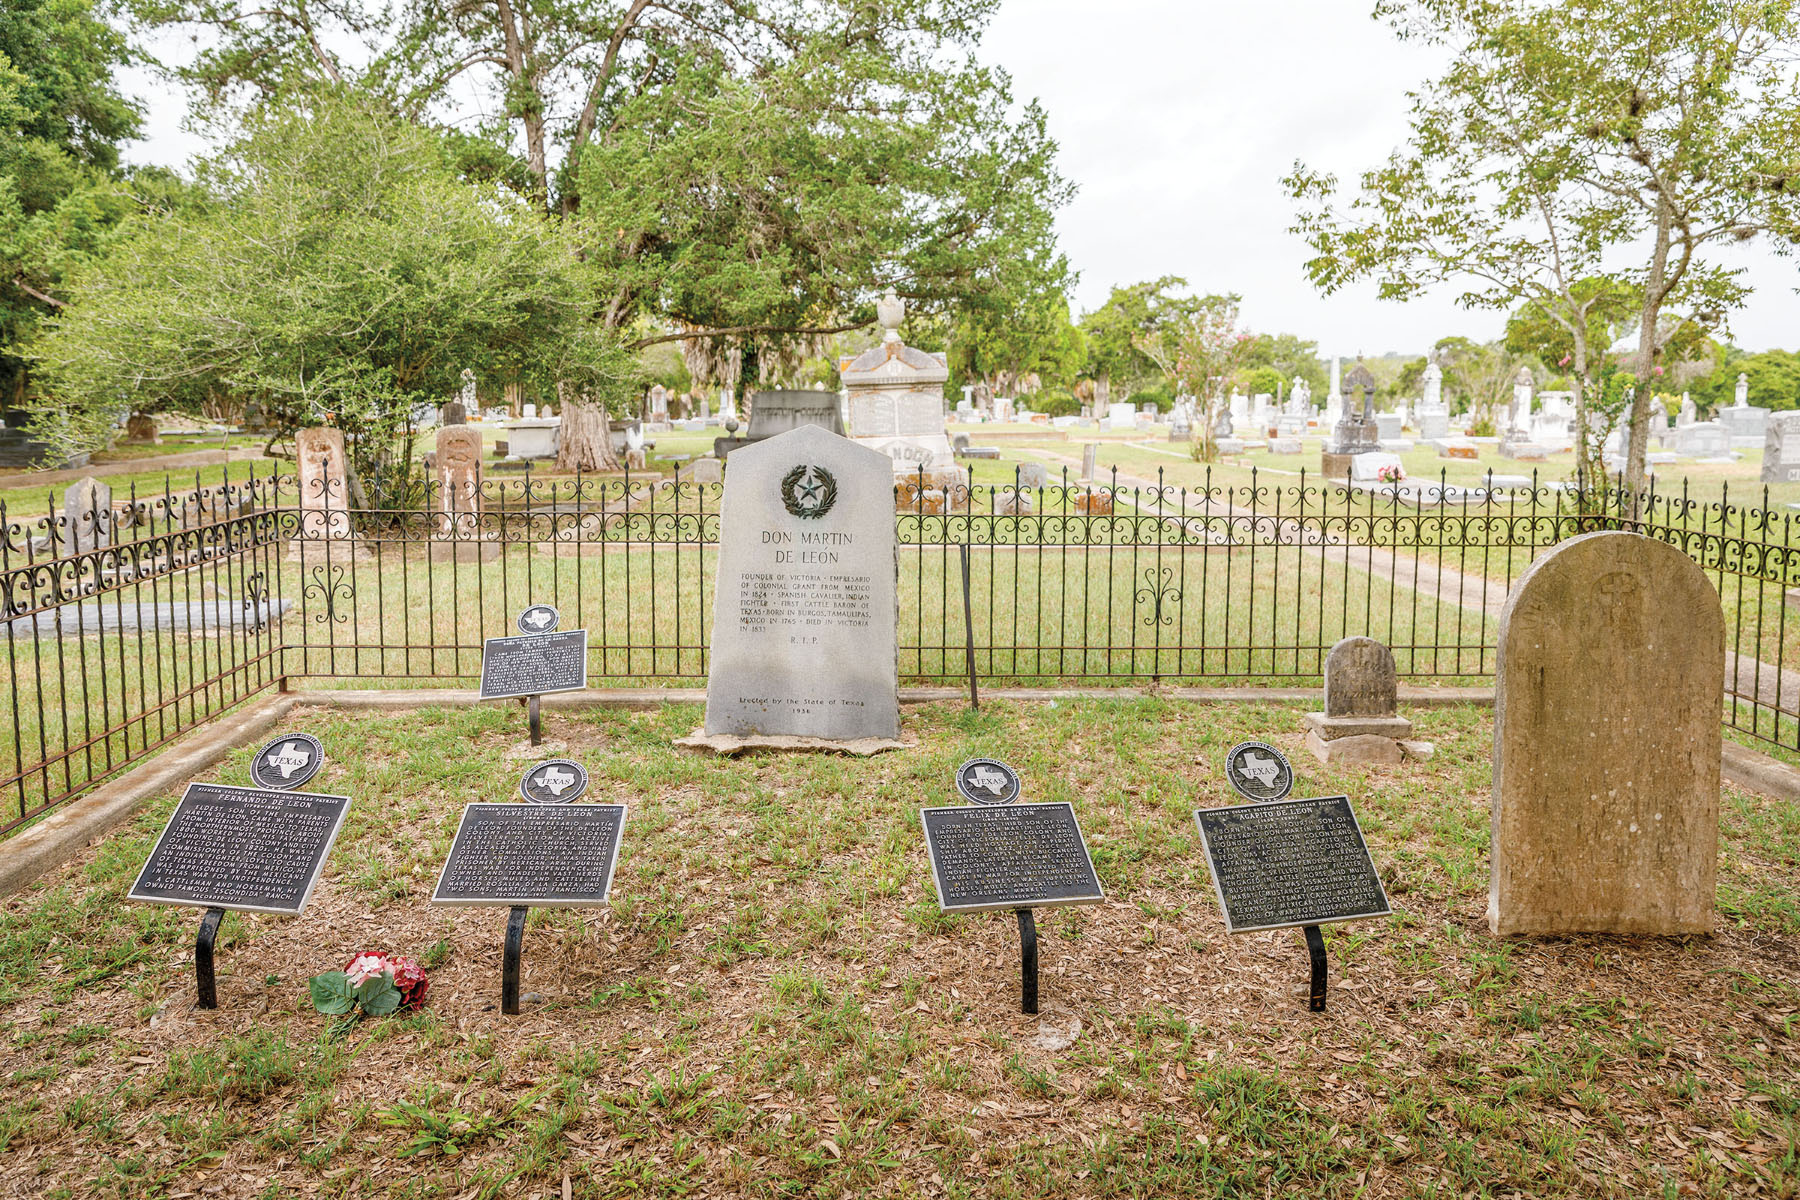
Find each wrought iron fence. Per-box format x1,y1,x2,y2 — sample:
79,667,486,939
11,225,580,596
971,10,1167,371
4,459,1796,833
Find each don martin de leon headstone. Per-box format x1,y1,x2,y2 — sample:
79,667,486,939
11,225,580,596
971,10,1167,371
703,424,899,740
1491,531,1722,935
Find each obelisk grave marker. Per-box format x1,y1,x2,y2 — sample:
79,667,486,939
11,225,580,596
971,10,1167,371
703,424,899,740
1491,531,1722,936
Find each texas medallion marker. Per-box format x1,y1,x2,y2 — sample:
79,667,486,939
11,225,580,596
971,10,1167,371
703,424,899,740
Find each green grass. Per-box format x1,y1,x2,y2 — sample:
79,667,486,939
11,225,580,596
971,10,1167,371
0,700,1795,1197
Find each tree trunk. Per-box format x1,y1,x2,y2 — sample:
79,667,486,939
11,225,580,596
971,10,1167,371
1624,199,1674,515
555,386,622,472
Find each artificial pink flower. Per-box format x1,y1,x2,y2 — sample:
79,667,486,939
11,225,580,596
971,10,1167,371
344,953,389,987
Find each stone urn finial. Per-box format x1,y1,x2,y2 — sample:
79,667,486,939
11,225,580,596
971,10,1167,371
877,289,904,343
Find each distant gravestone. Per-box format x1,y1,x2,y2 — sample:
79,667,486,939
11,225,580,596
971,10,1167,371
122,413,160,444
702,424,898,741
434,425,484,537
1491,531,1722,935
61,477,112,557
441,400,468,426
1764,412,1800,483
1015,462,1050,489
291,427,368,559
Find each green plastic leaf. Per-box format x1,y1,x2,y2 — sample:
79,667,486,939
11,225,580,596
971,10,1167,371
309,971,355,1016
358,973,402,1017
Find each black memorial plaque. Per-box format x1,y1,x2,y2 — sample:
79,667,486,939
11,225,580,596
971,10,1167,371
954,757,1022,805
921,802,1104,913
248,732,324,791
128,784,352,914
432,803,626,906
1224,740,1294,803
517,603,560,635
479,629,588,700
1193,795,1391,933
519,758,588,804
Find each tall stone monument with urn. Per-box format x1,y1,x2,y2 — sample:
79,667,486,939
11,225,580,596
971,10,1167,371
1322,360,1380,478
841,289,961,488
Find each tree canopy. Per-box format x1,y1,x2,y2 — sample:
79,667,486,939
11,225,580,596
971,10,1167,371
131,0,1073,389
33,93,624,486
0,0,141,409
1288,0,1800,497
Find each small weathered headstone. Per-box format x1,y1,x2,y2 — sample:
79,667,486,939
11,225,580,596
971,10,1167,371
60,477,112,557
701,424,899,742
1490,530,1722,935
1304,637,1413,763
1015,462,1050,489
441,400,468,426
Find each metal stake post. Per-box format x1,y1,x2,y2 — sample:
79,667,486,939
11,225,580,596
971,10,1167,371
1016,908,1038,1014
1303,925,1327,1012
959,544,979,712
527,695,542,746
502,906,529,1014
195,907,225,1010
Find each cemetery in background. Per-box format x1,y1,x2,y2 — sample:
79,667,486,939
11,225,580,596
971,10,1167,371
2,460,1795,833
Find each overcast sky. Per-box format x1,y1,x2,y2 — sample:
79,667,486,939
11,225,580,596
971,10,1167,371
119,0,1800,357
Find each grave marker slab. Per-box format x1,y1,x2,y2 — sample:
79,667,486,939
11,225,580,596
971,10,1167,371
128,784,352,914
703,424,899,740
479,629,588,700
920,802,1103,913
1193,796,1390,933
1491,531,1722,935
432,803,626,906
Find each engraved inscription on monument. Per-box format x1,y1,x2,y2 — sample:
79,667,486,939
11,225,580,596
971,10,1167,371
704,424,899,740
128,784,352,914
1193,796,1390,933
432,803,626,906
479,629,588,700
921,802,1104,913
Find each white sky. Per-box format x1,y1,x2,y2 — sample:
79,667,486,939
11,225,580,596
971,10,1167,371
118,1,1800,357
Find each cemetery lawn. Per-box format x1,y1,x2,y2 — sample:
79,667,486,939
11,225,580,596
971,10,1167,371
2,700,1798,1200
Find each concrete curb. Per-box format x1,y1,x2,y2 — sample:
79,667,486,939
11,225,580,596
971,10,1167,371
0,695,295,900
1722,740,1800,802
